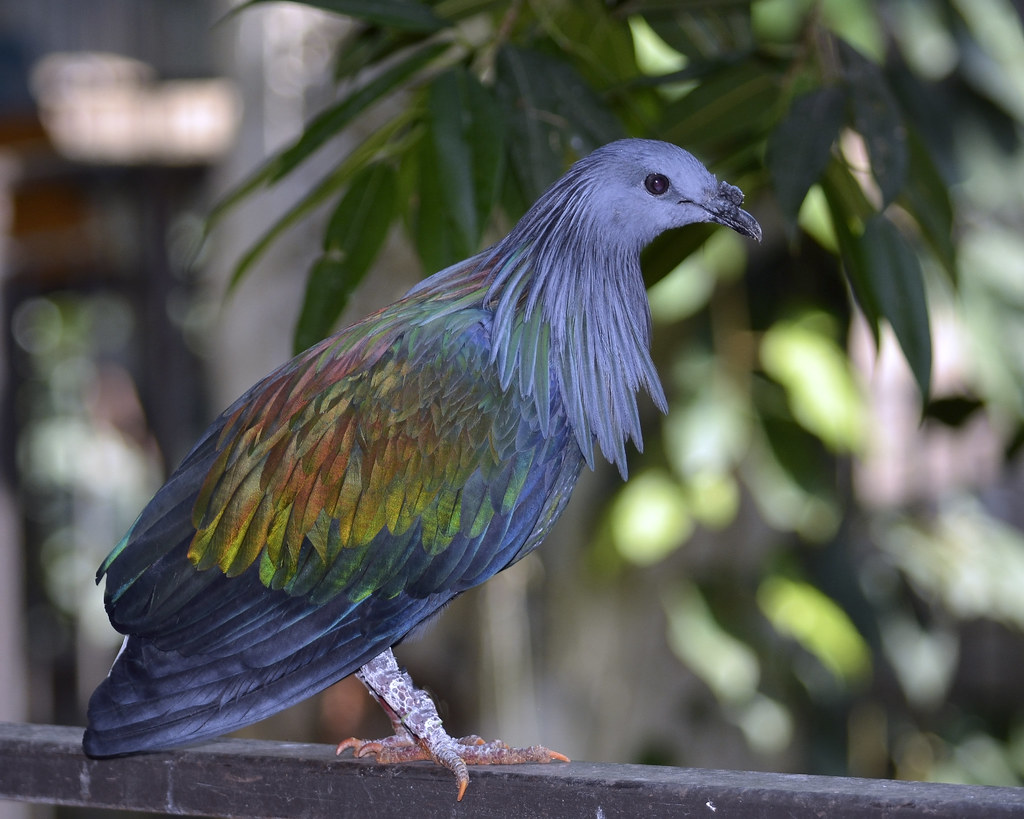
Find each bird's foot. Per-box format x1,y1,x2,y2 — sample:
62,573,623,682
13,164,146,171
336,732,483,764
337,732,568,800
339,649,569,800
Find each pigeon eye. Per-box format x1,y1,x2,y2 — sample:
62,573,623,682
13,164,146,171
644,173,670,196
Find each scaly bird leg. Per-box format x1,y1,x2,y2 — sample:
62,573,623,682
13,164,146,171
336,648,568,801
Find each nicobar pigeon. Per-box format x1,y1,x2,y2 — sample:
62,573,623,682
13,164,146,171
83,139,761,800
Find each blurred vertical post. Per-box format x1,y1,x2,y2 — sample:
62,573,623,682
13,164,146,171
0,28,35,819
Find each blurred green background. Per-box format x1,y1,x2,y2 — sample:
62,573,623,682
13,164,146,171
3,1,1024,816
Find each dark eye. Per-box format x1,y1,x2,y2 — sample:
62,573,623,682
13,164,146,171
644,173,670,195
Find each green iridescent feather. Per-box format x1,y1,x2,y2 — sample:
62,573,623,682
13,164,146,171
178,266,537,604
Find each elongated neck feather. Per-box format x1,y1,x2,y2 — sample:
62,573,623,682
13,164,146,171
480,174,668,477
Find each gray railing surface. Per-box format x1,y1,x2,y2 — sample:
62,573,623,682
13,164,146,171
1,722,1023,817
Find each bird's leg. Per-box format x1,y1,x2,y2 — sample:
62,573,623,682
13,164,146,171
336,648,568,800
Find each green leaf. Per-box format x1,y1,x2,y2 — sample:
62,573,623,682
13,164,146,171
840,41,908,206
413,130,461,273
821,154,876,223
761,314,867,453
645,2,754,59
464,70,507,239
496,46,623,201
900,129,956,280
427,70,479,257
323,163,397,260
758,575,871,682
294,256,348,352
923,395,984,428
821,158,880,341
496,49,563,201
229,0,447,32
498,161,529,227
767,87,846,223
661,59,782,159
208,41,446,231
227,110,417,290
858,216,932,397
270,41,448,184
756,379,833,498
425,68,506,259
641,224,717,289
1006,423,1024,461
332,28,409,83
293,163,398,352
533,0,639,86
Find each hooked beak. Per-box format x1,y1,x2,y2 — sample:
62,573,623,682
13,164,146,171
703,180,762,242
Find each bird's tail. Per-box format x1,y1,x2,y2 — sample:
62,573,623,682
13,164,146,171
82,629,371,757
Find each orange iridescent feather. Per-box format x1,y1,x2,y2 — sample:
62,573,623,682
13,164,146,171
183,264,546,602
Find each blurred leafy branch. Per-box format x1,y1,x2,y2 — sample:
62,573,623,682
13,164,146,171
215,0,942,392
214,0,1024,783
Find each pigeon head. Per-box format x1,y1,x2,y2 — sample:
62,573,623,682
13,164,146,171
569,139,762,248
480,139,760,475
